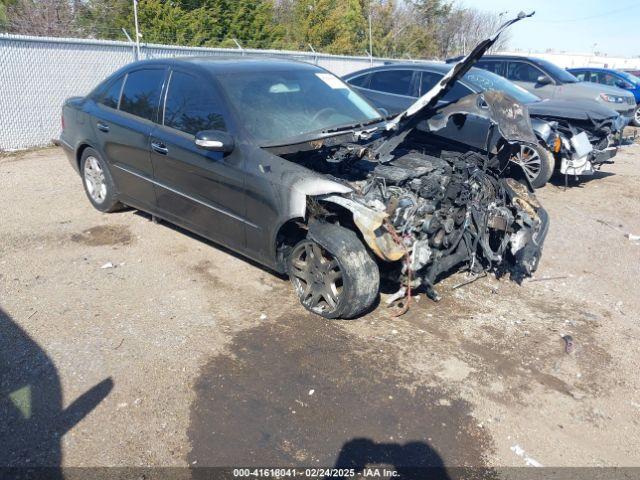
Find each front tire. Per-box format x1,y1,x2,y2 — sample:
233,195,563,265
512,143,555,189
632,105,640,128
287,222,380,319
80,148,123,213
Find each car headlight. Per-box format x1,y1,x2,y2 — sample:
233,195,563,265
599,93,625,103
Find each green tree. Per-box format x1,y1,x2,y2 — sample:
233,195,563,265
293,0,366,55
0,2,7,31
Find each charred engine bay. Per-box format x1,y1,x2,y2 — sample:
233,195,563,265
283,133,548,299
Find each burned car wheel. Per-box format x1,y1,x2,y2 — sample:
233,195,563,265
512,143,555,189
287,223,379,319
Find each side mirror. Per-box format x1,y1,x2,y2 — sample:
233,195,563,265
536,75,552,85
195,130,234,153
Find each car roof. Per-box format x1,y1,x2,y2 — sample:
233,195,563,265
345,61,453,78
122,56,322,75
568,67,621,74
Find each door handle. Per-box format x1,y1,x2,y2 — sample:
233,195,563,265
151,141,168,155
96,121,110,133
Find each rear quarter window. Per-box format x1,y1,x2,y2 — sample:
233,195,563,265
99,76,125,109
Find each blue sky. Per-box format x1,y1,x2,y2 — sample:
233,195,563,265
461,0,640,57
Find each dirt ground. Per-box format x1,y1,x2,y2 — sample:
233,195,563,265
1,132,640,471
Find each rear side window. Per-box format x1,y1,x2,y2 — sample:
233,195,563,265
506,62,544,83
369,70,414,96
120,69,165,121
573,71,587,81
163,71,226,135
475,60,505,76
99,75,124,109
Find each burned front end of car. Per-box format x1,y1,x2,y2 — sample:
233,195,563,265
322,145,548,301
531,108,626,178
270,11,548,304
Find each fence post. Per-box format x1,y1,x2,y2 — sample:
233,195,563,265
309,44,318,65
121,28,137,61
232,38,244,56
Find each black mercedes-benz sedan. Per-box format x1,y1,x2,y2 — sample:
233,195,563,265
60,22,548,319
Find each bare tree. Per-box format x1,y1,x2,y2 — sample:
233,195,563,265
434,4,510,59
5,0,82,37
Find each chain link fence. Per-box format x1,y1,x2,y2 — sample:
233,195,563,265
0,33,403,151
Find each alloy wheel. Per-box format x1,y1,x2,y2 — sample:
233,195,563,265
84,156,107,204
289,240,344,315
635,106,640,126
513,144,542,183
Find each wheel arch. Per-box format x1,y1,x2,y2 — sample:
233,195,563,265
76,142,95,171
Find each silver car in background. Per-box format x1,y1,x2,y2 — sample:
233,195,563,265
459,55,636,123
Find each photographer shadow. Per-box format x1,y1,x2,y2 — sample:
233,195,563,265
0,308,113,472
333,437,450,480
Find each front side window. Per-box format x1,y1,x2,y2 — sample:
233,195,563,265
98,75,124,109
420,71,473,102
598,72,622,87
164,71,226,135
120,69,165,121
506,62,545,83
369,70,414,96
463,68,540,104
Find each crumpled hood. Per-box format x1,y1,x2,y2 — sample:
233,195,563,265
528,98,619,121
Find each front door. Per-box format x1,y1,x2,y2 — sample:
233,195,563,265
506,61,557,99
149,69,246,250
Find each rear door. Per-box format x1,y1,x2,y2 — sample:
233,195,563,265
505,60,556,99
149,68,247,250
90,67,167,210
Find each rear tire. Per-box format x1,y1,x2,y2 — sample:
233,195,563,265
80,148,124,213
287,222,379,319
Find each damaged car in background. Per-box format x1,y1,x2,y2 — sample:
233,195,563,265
345,63,626,188
61,12,547,319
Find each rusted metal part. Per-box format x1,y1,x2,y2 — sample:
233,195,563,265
321,195,405,262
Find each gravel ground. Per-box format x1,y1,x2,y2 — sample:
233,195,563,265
1,133,640,470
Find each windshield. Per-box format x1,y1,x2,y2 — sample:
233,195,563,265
216,69,381,143
618,70,640,86
462,68,541,104
533,59,579,83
